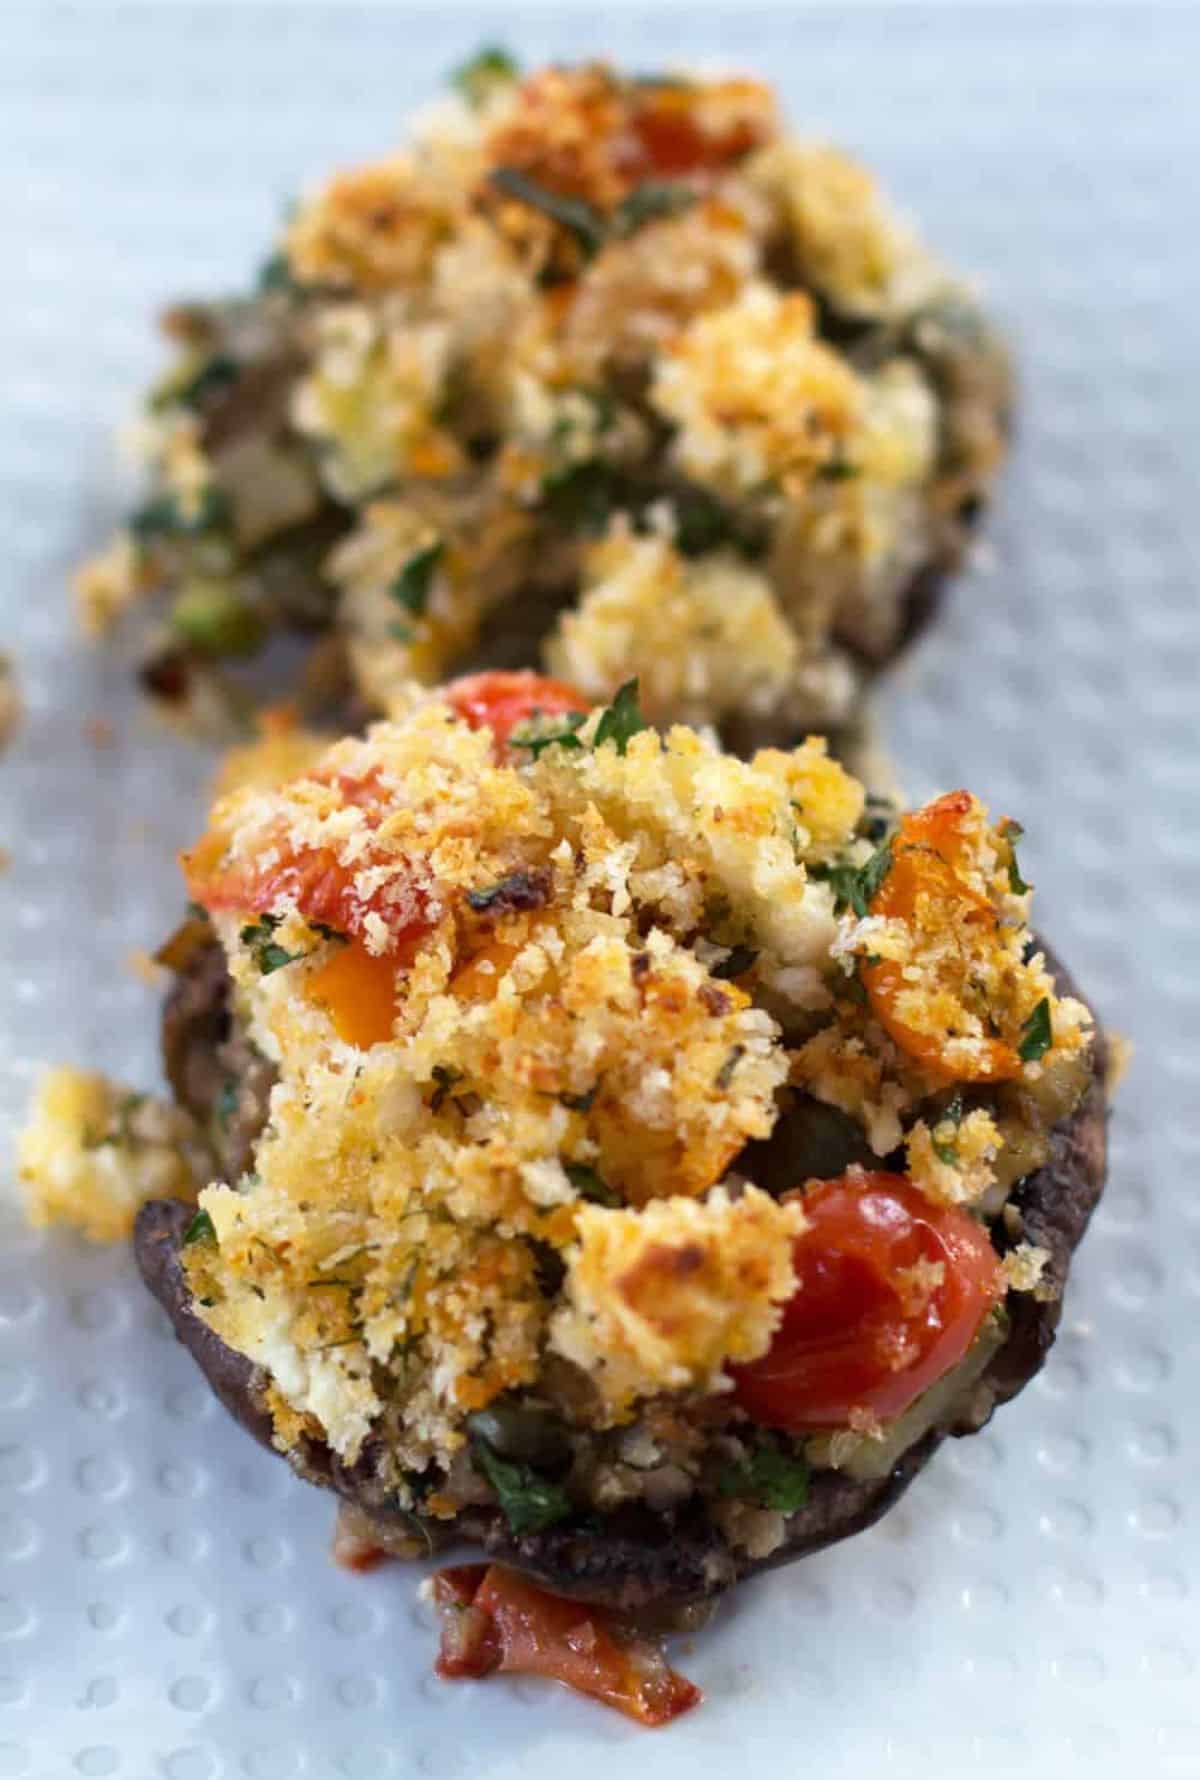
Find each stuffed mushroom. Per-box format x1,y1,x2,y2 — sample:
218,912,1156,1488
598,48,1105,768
111,670,1108,1715
77,53,1010,749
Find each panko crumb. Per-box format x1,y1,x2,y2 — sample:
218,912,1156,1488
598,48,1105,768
76,57,1007,743
18,1068,199,1243
550,1185,806,1416
1001,1241,1053,1297
906,1106,1002,1207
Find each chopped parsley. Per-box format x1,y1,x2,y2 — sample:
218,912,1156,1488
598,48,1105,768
215,1079,239,1133
151,353,239,413
451,46,518,107
719,1435,809,1513
471,1439,572,1535
1017,997,1053,1064
508,710,586,759
388,540,443,619
130,486,232,542
932,1090,964,1165
559,1084,598,1113
1001,819,1030,895
182,1208,216,1247
240,914,301,976
670,485,733,555
715,1044,745,1092
429,1064,463,1113
667,485,767,559
614,181,697,235
593,678,648,755
256,251,296,295
817,453,860,481
711,945,758,981
565,1163,621,1208
811,837,894,919
170,584,265,658
489,166,607,260
538,458,622,534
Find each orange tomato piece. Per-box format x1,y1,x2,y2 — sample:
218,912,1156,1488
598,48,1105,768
306,941,399,1050
449,939,522,1004
861,791,1022,1083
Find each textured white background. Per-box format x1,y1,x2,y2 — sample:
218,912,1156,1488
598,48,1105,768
1,5,1197,1776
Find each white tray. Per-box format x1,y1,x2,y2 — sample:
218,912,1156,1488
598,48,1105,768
1,6,1195,1775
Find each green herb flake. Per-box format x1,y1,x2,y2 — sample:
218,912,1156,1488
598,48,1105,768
388,540,444,619
719,1436,809,1513
490,166,606,259
240,915,301,977
1001,819,1030,895
559,1084,598,1113
1018,997,1053,1065
170,583,265,658
538,458,621,534
257,251,297,295
817,455,860,482
451,46,519,107
715,1044,745,1092
711,945,758,981
130,486,233,542
471,1438,572,1535
216,1079,239,1133
565,1163,621,1208
508,710,586,759
931,1090,965,1165
811,837,893,919
593,678,648,756
430,1064,463,1114
182,1208,216,1247
614,181,697,236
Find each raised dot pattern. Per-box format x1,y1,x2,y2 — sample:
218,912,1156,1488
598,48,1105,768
0,6,1194,1777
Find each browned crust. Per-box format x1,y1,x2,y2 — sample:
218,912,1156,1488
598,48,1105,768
137,947,1107,1614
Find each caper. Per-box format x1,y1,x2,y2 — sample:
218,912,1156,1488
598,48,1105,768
466,1399,570,1465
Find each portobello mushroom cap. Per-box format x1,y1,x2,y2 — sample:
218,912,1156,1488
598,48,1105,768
139,935,1107,1614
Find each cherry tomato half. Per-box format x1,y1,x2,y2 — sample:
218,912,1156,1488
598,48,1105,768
444,672,590,754
731,1171,1003,1431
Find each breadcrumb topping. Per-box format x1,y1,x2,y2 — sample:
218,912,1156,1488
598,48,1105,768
18,1069,199,1243
75,55,1009,741
17,684,1094,1491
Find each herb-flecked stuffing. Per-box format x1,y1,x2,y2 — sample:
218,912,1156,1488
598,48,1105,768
75,53,1010,747
116,676,1096,1559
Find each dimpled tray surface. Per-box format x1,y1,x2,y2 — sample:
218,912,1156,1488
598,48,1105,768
1,5,1196,1776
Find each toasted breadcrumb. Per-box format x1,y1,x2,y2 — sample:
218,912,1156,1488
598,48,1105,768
18,1069,198,1243
550,1186,806,1417
51,686,1092,1475
75,57,1008,741
906,1107,1002,1208
1000,1241,1053,1296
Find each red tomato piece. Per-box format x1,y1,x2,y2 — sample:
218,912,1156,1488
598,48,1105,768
432,1565,702,1727
185,837,432,952
444,671,590,754
183,758,432,951
731,1171,1003,1431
